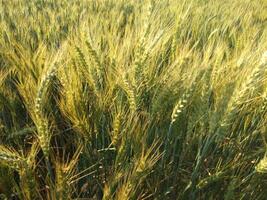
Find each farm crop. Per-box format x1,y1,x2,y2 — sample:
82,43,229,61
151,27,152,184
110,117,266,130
0,0,267,199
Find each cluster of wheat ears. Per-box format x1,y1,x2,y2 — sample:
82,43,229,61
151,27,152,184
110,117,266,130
0,0,267,199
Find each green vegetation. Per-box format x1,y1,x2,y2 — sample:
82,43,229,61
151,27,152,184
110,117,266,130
0,0,267,199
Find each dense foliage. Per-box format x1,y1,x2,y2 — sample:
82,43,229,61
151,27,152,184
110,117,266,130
0,0,267,199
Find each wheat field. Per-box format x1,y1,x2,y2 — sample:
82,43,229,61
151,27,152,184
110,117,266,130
0,0,267,199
